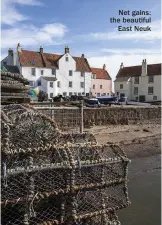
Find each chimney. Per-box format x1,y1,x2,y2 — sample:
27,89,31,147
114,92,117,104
8,48,13,56
81,54,85,58
141,59,147,76
120,62,124,69
65,46,70,54
17,43,22,52
40,46,43,54
103,64,106,70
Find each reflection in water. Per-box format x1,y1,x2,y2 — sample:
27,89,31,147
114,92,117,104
118,155,161,225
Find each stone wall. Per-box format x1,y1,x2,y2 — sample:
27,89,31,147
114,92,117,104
83,106,161,127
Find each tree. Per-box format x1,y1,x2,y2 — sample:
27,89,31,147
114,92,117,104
38,90,48,102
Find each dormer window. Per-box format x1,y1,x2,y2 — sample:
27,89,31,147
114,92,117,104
31,68,36,76
92,74,96,79
66,57,69,62
31,60,36,65
52,68,56,76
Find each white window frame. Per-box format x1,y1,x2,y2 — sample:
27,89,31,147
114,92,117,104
134,77,139,84
148,86,154,95
69,70,73,76
69,81,72,88
50,82,53,88
134,87,138,95
80,82,84,88
31,68,36,76
57,81,60,88
148,76,154,83
120,84,123,89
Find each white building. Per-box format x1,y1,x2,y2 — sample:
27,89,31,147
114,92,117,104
114,60,161,102
1,44,92,99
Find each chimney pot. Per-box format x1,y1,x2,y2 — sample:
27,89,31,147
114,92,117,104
8,48,13,56
120,62,124,69
17,43,22,52
40,46,43,54
103,64,106,70
65,46,70,54
142,58,147,76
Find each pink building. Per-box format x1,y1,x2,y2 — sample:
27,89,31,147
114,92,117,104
91,64,112,96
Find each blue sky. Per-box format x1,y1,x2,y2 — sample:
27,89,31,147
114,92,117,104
1,0,161,86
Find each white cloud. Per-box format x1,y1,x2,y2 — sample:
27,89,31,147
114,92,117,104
101,48,161,55
88,53,161,91
42,24,68,37
87,20,161,42
1,0,43,25
1,23,68,49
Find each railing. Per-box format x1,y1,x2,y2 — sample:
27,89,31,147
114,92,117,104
33,101,84,133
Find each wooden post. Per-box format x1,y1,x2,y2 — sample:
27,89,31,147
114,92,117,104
80,100,84,133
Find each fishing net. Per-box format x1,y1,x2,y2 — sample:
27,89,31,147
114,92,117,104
1,104,130,225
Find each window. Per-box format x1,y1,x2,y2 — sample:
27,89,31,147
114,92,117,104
120,84,123,89
135,97,139,101
69,92,73,96
102,93,106,96
50,93,53,98
69,70,73,76
63,92,67,96
93,84,95,89
81,72,84,77
41,70,44,75
80,82,84,88
134,87,138,95
148,76,154,83
86,93,89,96
50,82,53,88
134,77,139,84
82,92,85,95
31,68,36,76
74,92,77,95
29,81,35,87
78,93,81,96
66,57,69,62
148,87,153,95
97,93,100,96
51,68,56,76
93,74,96,79
153,96,157,100
107,93,109,96
3,61,7,65
37,80,41,86
117,92,119,96
100,85,102,89
69,81,72,88
57,81,60,88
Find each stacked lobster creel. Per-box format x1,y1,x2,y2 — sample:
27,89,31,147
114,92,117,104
1,104,130,225
1,70,30,104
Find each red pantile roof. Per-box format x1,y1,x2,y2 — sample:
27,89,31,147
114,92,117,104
116,63,161,78
91,67,111,80
19,50,91,72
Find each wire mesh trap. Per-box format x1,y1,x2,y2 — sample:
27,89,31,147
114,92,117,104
1,104,130,225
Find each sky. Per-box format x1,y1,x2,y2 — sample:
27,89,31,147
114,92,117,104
1,0,161,90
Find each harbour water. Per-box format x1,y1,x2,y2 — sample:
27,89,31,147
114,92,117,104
118,154,161,225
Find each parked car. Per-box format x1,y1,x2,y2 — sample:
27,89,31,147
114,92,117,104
118,97,128,105
84,98,101,108
96,96,118,106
